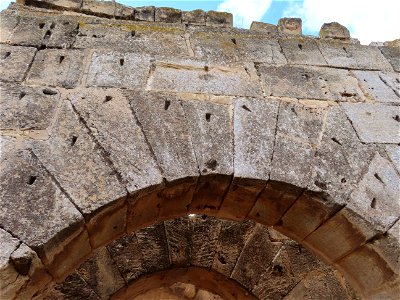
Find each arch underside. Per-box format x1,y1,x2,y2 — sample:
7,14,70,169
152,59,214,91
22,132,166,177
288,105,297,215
0,1,399,300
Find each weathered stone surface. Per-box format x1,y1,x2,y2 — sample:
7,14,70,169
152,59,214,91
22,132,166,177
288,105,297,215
134,6,155,22
385,144,400,174
115,2,134,19
24,0,82,10
342,103,400,143
107,233,146,282
164,217,191,267
250,21,278,35
86,51,152,88
320,22,350,40
212,220,256,276
278,18,302,35
231,224,280,290
149,60,261,97
279,38,327,66
351,70,399,103
82,0,115,17
205,11,233,27
258,65,364,101
155,7,182,23
318,40,394,71
0,83,60,130
76,247,125,298
348,153,400,232
0,45,36,82
136,223,170,273
380,45,400,72
0,10,18,43
27,49,84,89
68,88,163,195
182,9,205,25
191,216,221,268
237,36,286,64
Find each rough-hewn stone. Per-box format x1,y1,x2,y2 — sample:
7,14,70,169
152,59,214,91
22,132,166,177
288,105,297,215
182,9,205,25
0,45,36,82
278,18,302,35
155,7,182,23
164,217,191,267
250,21,278,35
320,22,350,40
279,38,327,66
205,11,233,27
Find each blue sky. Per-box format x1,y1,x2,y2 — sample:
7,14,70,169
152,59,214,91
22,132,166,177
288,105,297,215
1,0,399,44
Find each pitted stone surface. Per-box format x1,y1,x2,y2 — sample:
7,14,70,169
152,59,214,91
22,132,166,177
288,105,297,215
236,36,286,64
0,45,36,82
279,38,327,66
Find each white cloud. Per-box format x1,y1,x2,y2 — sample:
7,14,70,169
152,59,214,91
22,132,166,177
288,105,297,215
284,0,400,44
217,0,273,28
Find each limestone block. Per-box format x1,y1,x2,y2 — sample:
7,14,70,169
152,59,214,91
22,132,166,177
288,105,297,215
231,224,280,290
181,100,233,214
82,0,115,17
164,217,191,267
0,45,36,82
68,88,163,196
379,45,400,72
24,0,82,10
107,233,146,282
134,6,155,22
155,7,182,23
278,18,302,35
75,247,125,298
248,181,303,226
250,21,278,35
27,49,84,89
312,106,375,203
74,23,188,57
279,38,327,66
0,11,18,43
257,65,364,101
318,41,394,71
191,216,222,268
351,70,399,103
275,191,342,242
7,16,48,46
115,2,134,19
347,153,400,232
385,144,400,174
150,60,261,97
0,148,88,281
136,223,170,273
0,83,60,130
303,208,378,263
212,220,256,276
0,229,27,300
86,51,152,88
182,9,206,25
206,11,233,27
236,36,286,64
319,22,350,40
42,18,79,49
342,103,400,143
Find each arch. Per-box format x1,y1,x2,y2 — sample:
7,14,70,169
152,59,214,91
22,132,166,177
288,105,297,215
0,1,399,299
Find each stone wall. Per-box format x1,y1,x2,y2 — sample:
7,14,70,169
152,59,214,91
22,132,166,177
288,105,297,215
0,0,399,299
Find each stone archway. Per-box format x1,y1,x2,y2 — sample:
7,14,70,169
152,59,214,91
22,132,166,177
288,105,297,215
0,1,399,299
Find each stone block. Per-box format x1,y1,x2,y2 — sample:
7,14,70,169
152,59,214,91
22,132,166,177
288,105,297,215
342,103,400,143
68,88,163,196
82,0,115,17
0,83,60,130
107,233,146,282
0,11,18,43
212,220,256,276
303,208,378,263
379,45,400,72
236,36,286,64
42,18,79,48
115,2,134,19
182,9,206,25
206,11,233,27
318,40,394,71
86,51,152,88
24,0,82,10
27,49,84,89
136,223,170,273
351,70,399,103
164,217,191,267
257,65,364,101
191,216,222,268
155,7,182,23
0,45,36,82
275,191,342,242
347,153,400,232
7,16,48,47
278,18,302,35
385,144,400,174
150,60,261,97
319,22,350,40
279,38,327,66
250,21,277,35
0,148,89,281
248,181,303,226
134,6,155,21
